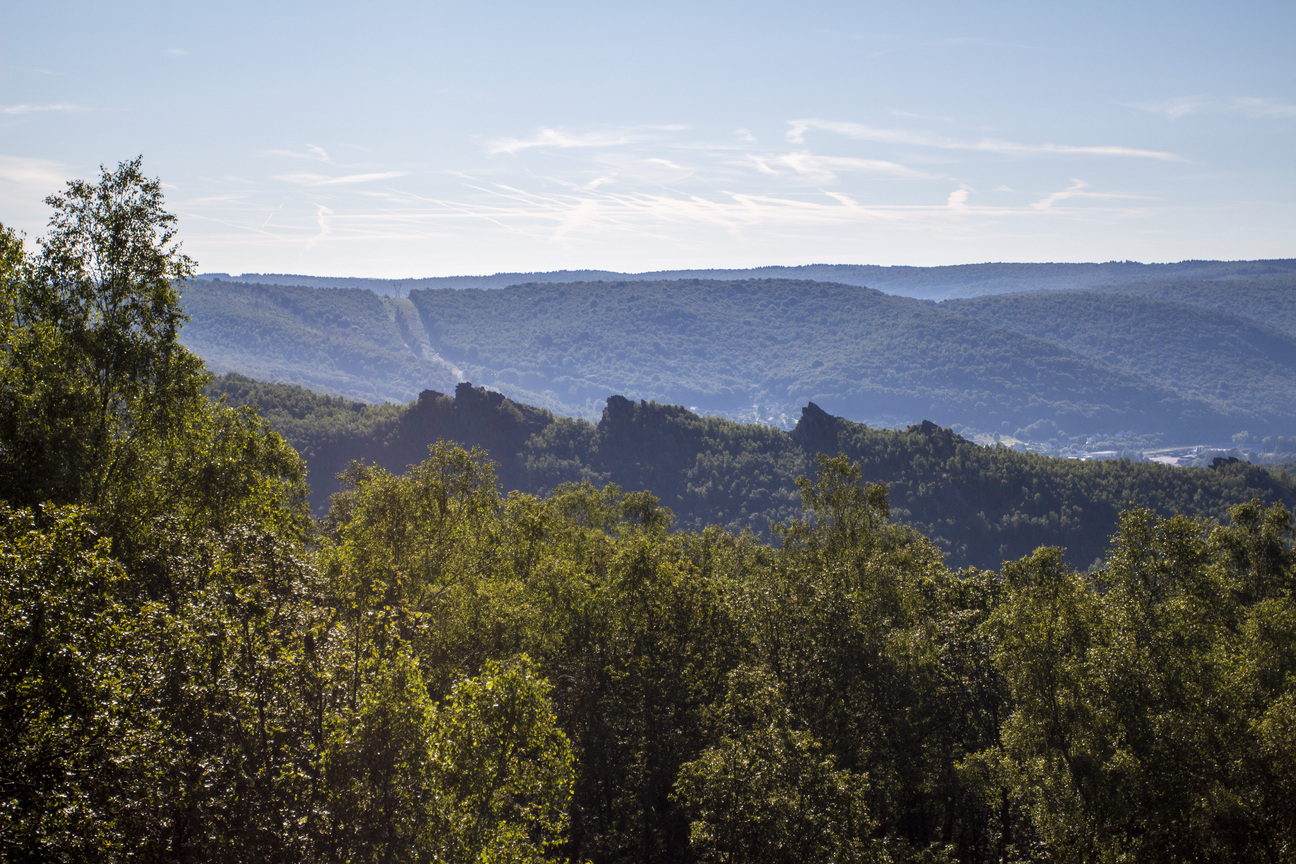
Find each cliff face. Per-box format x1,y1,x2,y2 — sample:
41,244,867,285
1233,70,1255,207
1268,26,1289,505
397,383,555,488
905,419,968,462
791,401,841,457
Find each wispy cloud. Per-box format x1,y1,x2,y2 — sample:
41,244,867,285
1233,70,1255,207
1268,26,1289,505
179,167,1171,277
164,48,186,57
181,117,1175,269
1030,178,1151,210
267,144,332,162
861,35,1041,61
749,150,933,182
276,171,406,186
1124,96,1208,119
485,126,682,155
1232,97,1296,119
1126,95,1296,120
305,205,333,250
889,108,955,124
0,154,68,189
341,175,1158,247
2,103,85,115
6,65,62,76
0,155,70,225
787,118,1182,161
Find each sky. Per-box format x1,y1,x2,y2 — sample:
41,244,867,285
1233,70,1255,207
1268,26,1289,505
2,1,1294,277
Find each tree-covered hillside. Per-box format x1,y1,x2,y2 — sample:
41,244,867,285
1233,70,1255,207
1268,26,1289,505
944,290,1296,433
181,273,1296,444
408,278,1234,438
1087,274,1296,338
208,375,1296,571
181,278,460,402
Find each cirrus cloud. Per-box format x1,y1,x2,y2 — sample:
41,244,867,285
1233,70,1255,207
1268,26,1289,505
2,103,86,115
749,150,934,182
1232,97,1296,119
1124,96,1208,119
266,144,332,162
485,125,686,155
1126,95,1296,120
276,171,406,186
787,118,1182,161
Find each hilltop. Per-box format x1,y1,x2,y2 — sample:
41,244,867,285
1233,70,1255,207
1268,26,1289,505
208,375,1296,571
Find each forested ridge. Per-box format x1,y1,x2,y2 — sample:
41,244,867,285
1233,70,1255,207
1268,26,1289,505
1086,274,1296,338
208,374,1296,571
205,259,1296,301
407,278,1237,436
943,289,1296,429
5,161,1296,863
181,278,459,404
182,271,1296,444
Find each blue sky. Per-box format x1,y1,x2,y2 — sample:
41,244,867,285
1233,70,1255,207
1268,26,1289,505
3,1,1293,277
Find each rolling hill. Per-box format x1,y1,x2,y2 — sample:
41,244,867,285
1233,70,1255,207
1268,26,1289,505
409,278,1235,438
1085,274,1296,338
181,278,460,403
943,290,1296,433
207,375,1296,571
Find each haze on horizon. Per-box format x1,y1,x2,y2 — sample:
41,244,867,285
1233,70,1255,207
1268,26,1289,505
2,0,1293,278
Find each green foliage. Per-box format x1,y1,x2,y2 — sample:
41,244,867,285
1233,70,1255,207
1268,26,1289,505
675,667,880,864
429,657,574,863
1091,274,1296,340
943,289,1296,432
988,548,1106,863
216,376,1296,571
7,430,1296,861
182,266,1296,443
0,506,144,860
1,192,195,510
318,442,515,694
181,279,460,404
19,157,201,508
407,278,1231,438
989,503,1296,862
209,260,1296,301
320,641,445,863
140,524,324,862
782,453,892,557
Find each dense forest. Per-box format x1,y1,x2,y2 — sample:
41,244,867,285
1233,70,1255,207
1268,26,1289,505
182,271,1296,445
5,161,1296,863
943,290,1296,429
1088,274,1296,339
407,278,1239,436
182,279,459,404
208,374,1296,571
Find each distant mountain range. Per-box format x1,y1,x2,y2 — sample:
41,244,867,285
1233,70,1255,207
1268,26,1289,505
181,261,1296,447
199,258,1296,301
